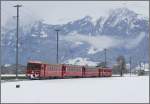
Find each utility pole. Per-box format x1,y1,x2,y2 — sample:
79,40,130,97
55,29,60,64
129,56,131,76
139,61,141,70
0,0,1,79
149,25,150,72
104,48,107,67
14,4,22,79
143,61,145,70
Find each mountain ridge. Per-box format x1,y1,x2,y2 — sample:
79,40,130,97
1,7,149,67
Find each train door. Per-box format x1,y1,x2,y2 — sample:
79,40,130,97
62,65,66,78
40,64,46,78
82,67,85,77
99,69,103,77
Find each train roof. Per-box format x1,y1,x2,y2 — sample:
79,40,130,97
27,60,112,69
27,60,63,66
28,60,42,64
85,66,112,69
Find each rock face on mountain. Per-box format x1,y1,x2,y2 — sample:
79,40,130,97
1,8,149,67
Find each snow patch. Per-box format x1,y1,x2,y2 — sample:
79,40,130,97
137,14,148,20
31,34,37,37
109,8,137,27
75,41,83,45
40,34,48,38
4,64,11,67
130,22,139,29
68,31,78,36
88,47,99,54
40,31,48,38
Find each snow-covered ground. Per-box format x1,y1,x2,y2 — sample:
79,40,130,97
1,76,149,103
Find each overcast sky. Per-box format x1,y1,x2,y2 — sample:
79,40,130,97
2,1,149,25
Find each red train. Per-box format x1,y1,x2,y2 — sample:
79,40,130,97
26,61,112,79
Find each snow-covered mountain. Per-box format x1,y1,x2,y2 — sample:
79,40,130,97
1,8,149,67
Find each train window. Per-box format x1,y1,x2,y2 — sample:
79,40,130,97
27,63,41,70
50,66,52,70
49,66,50,70
49,66,51,70
55,66,56,70
41,65,44,70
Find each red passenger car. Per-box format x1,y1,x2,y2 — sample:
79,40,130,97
26,60,112,79
43,64,64,78
26,61,64,79
84,66,99,77
63,65,83,77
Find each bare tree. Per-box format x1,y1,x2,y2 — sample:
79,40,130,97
116,55,126,77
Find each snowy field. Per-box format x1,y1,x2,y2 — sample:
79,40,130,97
1,76,149,103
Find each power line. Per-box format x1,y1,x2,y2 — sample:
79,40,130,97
13,4,22,79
